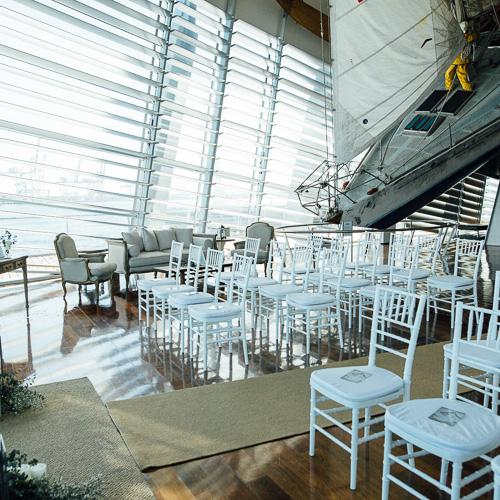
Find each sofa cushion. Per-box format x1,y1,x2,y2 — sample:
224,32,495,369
89,262,117,279
155,229,175,251
174,228,193,246
142,229,159,252
122,231,144,258
129,251,170,268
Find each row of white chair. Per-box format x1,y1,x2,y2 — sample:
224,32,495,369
309,288,500,498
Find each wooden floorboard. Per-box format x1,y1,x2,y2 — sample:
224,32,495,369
0,249,497,499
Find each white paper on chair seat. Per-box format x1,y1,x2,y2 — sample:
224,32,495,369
427,276,473,289
311,366,403,403
386,398,500,457
188,302,241,321
286,292,334,308
152,284,194,299
168,292,215,307
137,277,176,291
443,341,500,368
259,283,302,298
339,277,371,289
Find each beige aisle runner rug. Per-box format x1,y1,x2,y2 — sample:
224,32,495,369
0,378,154,500
107,341,455,471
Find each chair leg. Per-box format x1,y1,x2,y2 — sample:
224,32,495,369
95,282,99,305
440,459,449,485
364,407,371,438
350,407,360,490
381,427,392,500
62,281,67,299
309,387,316,456
125,273,130,294
450,290,456,330
241,312,249,365
203,322,208,370
443,355,450,398
305,311,311,356
450,461,462,500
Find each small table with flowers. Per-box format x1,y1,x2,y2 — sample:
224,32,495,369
0,255,29,315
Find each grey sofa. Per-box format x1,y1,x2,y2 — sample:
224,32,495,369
107,227,216,291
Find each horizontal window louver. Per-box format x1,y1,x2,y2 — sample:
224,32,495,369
0,0,168,253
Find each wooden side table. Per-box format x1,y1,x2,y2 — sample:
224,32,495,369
0,255,29,315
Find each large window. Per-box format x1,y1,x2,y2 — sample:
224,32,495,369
0,0,166,255
0,0,333,274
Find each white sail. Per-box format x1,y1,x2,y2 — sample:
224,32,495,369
330,0,464,163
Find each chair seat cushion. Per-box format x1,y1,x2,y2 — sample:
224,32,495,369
386,398,500,460
443,341,500,368
152,284,194,299
137,277,176,291
168,291,215,307
428,275,473,289
339,277,371,289
240,277,277,289
129,251,170,268
308,271,339,283
219,271,233,282
392,268,430,280
88,262,117,279
282,266,308,275
311,366,403,404
259,283,302,298
359,284,403,297
287,292,334,308
188,302,241,321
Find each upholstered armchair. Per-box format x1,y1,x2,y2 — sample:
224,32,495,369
233,222,275,267
54,233,117,303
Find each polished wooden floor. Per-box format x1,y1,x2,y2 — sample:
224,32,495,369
0,247,498,499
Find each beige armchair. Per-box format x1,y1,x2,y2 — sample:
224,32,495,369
234,222,275,269
54,233,117,303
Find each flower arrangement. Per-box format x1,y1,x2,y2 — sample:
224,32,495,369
3,449,102,499
0,230,18,257
0,371,45,414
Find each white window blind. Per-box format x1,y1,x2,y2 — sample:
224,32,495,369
146,0,230,230
0,0,167,253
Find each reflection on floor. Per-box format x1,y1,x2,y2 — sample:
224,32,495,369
0,253,495,403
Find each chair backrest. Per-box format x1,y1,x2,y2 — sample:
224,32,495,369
169,241,184,282
307,234,324,260
186,244,203,289
243,238,261,273
314,244,348,294
246,222,274,249
388,241,420,290
449,302,500,409
266,240,286,280
368,286,426,398
387,232,411,266
54,233,79,260
352,237,380,282
227,254,254,304
289,245,313,285
453,238,484,280
203,248,224,295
